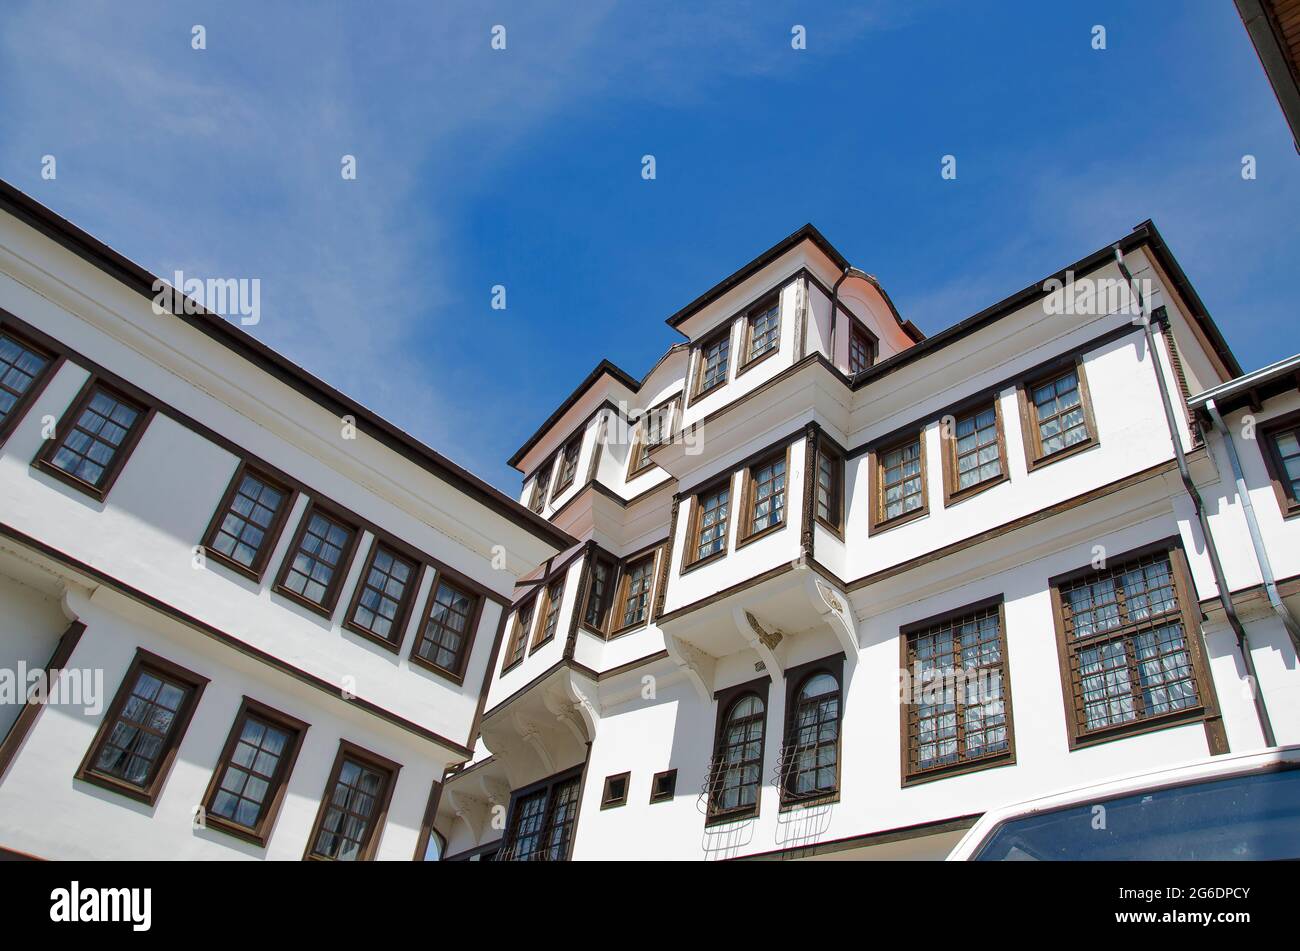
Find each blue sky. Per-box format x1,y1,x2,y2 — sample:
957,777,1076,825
2,1,1296,491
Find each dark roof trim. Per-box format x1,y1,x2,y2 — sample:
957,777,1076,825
507,359,639,469
849,220,1241,391
665,223,848,329
1235,0,1300,152
0,179,573,553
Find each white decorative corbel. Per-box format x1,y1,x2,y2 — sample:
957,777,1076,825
734,606,784,680
513,712,556,775
664,631,716,703
807,576,858,659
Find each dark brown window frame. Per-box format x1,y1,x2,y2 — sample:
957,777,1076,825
500,765,585,862
649,768,677,804
343,536,424,653
0,324,64,447
502,597,538,673
683,473,734,572
626,395,681,479
705,676,770,825
579,550,619,636
200,461,298,583
1016,356,1099,472
1259,408,1300,519
736,295,782,377
32,375,156,502
200,696,309,847
75,648,209,806
900,596,1016,786
940,394,1010,506
608,548,658,637
690,321,734,403
271,500,362,620
779,654,844,809
531,574,567,652
813,439,844,536
528,456,555,513
600,771,630,809
737,446,792,548
553,433,582,496
408,569,486,684
1049,539,1224,753
868,428,929,534
847,321,875,376
303,739,401,861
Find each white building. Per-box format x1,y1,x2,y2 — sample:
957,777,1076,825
0,184,1296,861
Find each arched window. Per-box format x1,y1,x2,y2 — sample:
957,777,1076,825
784,671,841,801
709,693,766,818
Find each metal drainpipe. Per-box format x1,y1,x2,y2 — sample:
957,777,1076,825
1204,398,1300,654
831,266,869,379
1114,245,1276,747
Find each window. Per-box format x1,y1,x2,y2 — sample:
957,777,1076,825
848,325,873,375
741,452,787,542
533,576,566,649
411,577,481,680
273,503,359,617
581,553,617,633
76,649,208,805
781,661,842,805
613,553,655,632
202,698,307,846
902,601,1013,783
942,399,1007,503
503,599,536,671
814,442,843,532
687,479,731,566
34,379,152,499
600,772,630,809
741,298,781,368
694,325,731,398
1019,360,1097,469
649,768,677,804
554,436,581,495
501,769,583,861
1052,546,1218,749
345,540,421,649
305,741,400,861
201,464,294,581
1260,410,1300,518
706,681,768,822
870,432,927,532
529,459,554,513
627,396,680,476
0,329,57,444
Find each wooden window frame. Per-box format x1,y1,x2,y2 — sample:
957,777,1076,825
408,571,485,684
303,739,401,861
940,395,1010,506
900,596,1016,786
271,500,362,620
813,439,844,536
32,375,155,502
553,434,582,496
579,551,619,636
500,765,585,862
528,456,555,513
868,429,929,534
691,322,733,403
600,771,630,809
502,597,537,673
1016,356,1099,472
200,696,309,847
343,537,423,653
626,395,680,479
705,677,770,825
531,575,567,652
75,648,209,806
683,474,733,571
1259,408,1300,519
737,446,791,548
737,295,782,376
0,325,63,447
608,549,658,637
649,768,677,804
779,655,844,809
200,462,298,583
1049,540,1224,752
847,322,875,376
